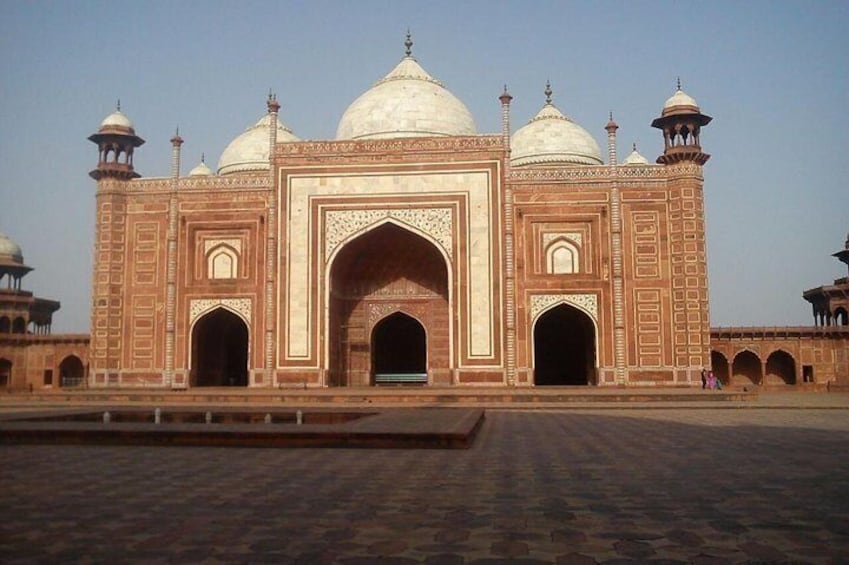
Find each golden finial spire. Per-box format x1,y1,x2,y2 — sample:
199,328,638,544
405,29,413,57
544,80,552,105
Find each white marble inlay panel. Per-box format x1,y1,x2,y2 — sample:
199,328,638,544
203,238,242,255
530,293,598,323
325,208,453,260
542,232,582,248
189,298,252,325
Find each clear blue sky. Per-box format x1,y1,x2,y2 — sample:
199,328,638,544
1,0,847,332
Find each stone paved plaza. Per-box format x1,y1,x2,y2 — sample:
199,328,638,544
2,407,849,564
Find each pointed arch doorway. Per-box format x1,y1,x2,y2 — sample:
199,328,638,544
533,304,596,385
328,222,449,386
191,308,249,387
372,312,427,384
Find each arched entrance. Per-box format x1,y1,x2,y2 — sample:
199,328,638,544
765,350,796,385
711,351,730,385
191,308,249,387
59,355,85,387
731,350,762,386
328,223,449,386
372,312,427,383
835,307,848,326
533,304,596,385
0,358,11,389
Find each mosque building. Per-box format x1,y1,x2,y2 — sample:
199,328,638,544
1,37,846,390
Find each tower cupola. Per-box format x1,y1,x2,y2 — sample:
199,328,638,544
88,102,145,180
651,80,712,165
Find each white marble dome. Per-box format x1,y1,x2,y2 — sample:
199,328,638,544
511,90,602,167
0,231,24,264
218,114,299,176
661,84,701,116
188,156,213,177
622,143,650,165
100,109,134,129
336,54,476,140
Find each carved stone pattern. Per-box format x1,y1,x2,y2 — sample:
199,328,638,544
368,302,428,328
531,294,598,322
542,232,582,248
204,239,242,255
325,208,453,261
276,135,503,157
124,175,271,192
510,165,667,183
189,298,252,325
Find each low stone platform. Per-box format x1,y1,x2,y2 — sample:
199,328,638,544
0,407,484,449
0,385,755,408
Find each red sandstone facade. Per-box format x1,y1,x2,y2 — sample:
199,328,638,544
81,67,720,389
1,46,846,391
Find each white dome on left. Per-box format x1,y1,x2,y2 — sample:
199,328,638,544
218,114,299,176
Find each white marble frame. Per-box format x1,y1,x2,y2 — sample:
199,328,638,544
280,164,501,368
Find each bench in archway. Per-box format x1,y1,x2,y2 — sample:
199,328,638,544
374,373,428,385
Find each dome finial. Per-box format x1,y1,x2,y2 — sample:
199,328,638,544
677,76,682,91
544,80,552,105
116,99,121,111
633,142,637,151
499,84,513,104
404,29,413,57
201,152,205,163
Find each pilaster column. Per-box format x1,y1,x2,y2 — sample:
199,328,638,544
606,115,627,385
166,130,182,388
265,94,280,386
499,86,516,386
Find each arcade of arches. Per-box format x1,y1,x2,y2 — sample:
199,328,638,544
328,223,449,386
710,349,797,386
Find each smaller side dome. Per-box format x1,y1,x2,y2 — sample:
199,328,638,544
100,110,134,129
511,83,603,167
97,102,137,134
188,154,213,177
217,114,299,176
661,80,701,117
0,231,24,265
622,143,650,165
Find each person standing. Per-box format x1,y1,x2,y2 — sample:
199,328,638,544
701,367,707,389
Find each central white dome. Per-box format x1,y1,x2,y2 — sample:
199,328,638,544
336,51,476,140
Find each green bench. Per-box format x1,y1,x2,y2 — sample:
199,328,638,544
374,373,428,385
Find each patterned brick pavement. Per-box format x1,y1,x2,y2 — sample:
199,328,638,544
2,408,848,564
